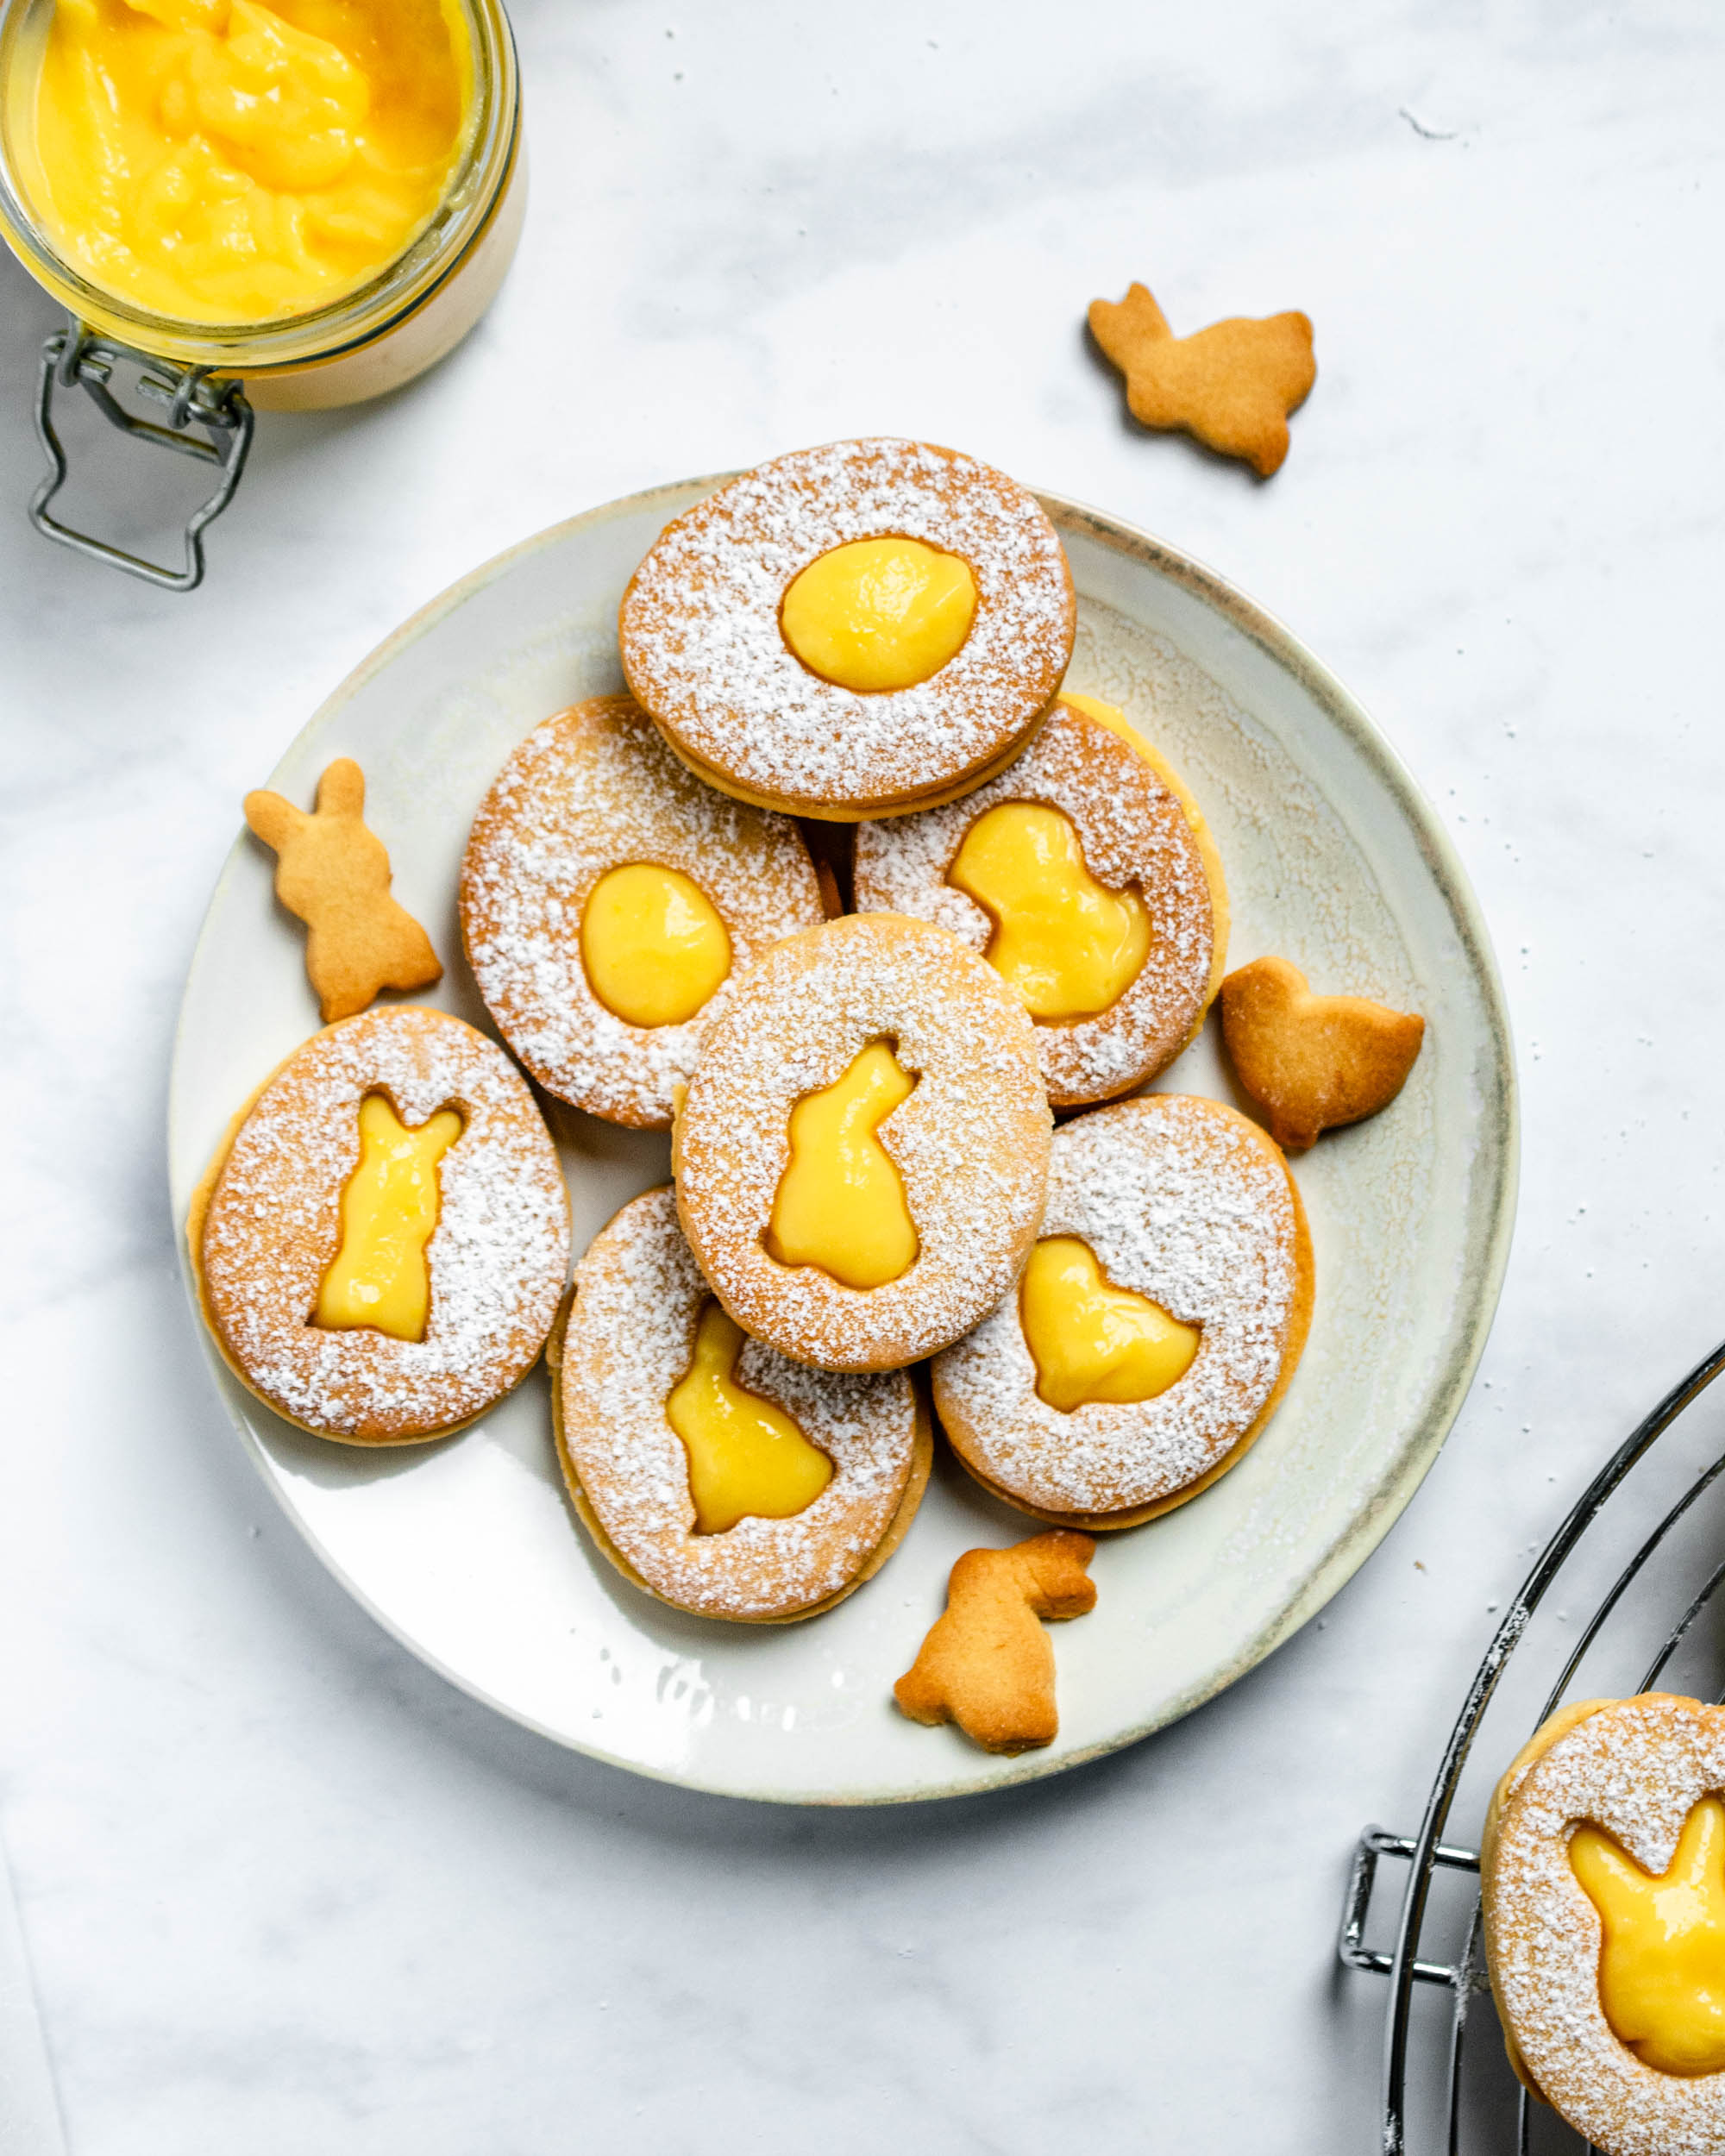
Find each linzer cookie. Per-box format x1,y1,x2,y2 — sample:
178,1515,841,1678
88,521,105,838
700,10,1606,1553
618,439,1076,820
933,1094,1311,1527
190,1006,571,1444
460,695,826,1128
853,693,1227,1106
1483,1694,1725,2155
673,912,1051,1373
553,1188,930,1622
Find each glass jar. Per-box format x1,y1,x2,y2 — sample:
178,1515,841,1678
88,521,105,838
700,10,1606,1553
0,0,523,587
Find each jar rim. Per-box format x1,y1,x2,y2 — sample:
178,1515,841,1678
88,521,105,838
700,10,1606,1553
0,0,519,373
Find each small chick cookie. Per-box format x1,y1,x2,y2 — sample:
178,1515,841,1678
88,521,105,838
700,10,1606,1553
674,912,1052,1373
619,438,1076,820
190,1006,571,1444
933,1094,1312,1528
460,696,826,1128
1483,1694,1725,2155
553,1188,931,1623
1220,955,1425,1151
853,693,1228,1106
245,757,442,1023
894,1532,1096,1754
1088,283,1316,479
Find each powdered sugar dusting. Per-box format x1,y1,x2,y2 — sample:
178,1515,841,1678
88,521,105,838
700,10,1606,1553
560,1188,919,1620
853,702,1216,1103
1485,1695,1725,2155
933,1095,1298,1514
619,439,1074,811
200,1007,572,1441
675,912,1051,1371
460,697,825,1127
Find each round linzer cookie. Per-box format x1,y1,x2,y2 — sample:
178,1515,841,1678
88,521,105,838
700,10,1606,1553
460,695,828,1129
673,912,1052,1374
853,693,1227,1106
190,1006,572,1445
932,1094,1311,1527
1483,1694,1725,2156
618,438,1076,821
554,1188,932,1623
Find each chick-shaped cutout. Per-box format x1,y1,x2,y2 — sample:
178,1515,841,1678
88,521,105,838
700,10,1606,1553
949,802,1151,1023
764,1039,919,1289
1021,1236,1200,1413
664,1301,834,1534
781,536,978,693
580,862,731,1028
316,1092,464,1341
1570,1797,1725,2076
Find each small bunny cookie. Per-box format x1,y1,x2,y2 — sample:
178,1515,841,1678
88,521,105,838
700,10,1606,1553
894,1532,1096,1754
1088,283,1315,478
246,758,442,1024
1220,955,1424,1151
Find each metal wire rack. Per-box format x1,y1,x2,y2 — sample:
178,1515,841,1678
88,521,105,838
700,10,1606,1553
1339,1336,1725,2153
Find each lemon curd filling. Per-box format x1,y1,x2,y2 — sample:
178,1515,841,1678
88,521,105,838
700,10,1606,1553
1571,1796,1725,2076
316,1090,463,1341
664,1300,833,1535
948,801,1151,1023
19,0,474,325
780,536,978,693
1020,1236,1200,1413
763,1039,919,1290
580,862,731,1029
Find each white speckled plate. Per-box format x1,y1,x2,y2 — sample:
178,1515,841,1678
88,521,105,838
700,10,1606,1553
168,480,1516,1805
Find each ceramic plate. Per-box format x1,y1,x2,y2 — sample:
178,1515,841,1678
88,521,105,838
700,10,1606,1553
168,479,1516,1805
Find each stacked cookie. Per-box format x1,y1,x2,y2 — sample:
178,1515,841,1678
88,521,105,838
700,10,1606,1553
193,437,1347,1629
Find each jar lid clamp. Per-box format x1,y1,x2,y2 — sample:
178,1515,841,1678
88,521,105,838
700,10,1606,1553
32,315,254,592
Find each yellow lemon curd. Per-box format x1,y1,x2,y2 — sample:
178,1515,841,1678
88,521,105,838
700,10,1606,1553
780,536,977,693
1020,1237,1199,1413
763,1039,919,1290
664,1300,832,1535
948,801,1151,1022
580,863,731,1030
20,0,474,325
1571,1796,1725,2076
316,1091,462,1341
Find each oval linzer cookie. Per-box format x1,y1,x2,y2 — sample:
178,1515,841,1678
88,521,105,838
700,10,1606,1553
933,1094,1311,1527
191,1006,571,1445
673,912,1052,1373
460,695,827,1129
555,1188,931,1623
618,438,1076,820
854,696,1226,1106
1483,1694,1725,2156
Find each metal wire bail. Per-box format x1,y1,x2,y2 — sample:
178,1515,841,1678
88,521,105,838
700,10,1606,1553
30,313,255,592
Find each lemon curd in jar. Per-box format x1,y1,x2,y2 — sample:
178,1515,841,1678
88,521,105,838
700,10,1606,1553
17,0,475,326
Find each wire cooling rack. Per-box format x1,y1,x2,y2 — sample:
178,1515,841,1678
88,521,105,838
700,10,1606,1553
1338,1337,1725,2154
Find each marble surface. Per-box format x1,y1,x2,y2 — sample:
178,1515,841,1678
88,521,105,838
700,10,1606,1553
2,3,1722,2148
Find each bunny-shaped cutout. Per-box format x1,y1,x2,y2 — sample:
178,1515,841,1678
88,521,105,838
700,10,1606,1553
245,758,442,1023
894,1532,1096,1754
316,1092,464,1342
1571,1796,1725,2076
764,1039,919,1289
